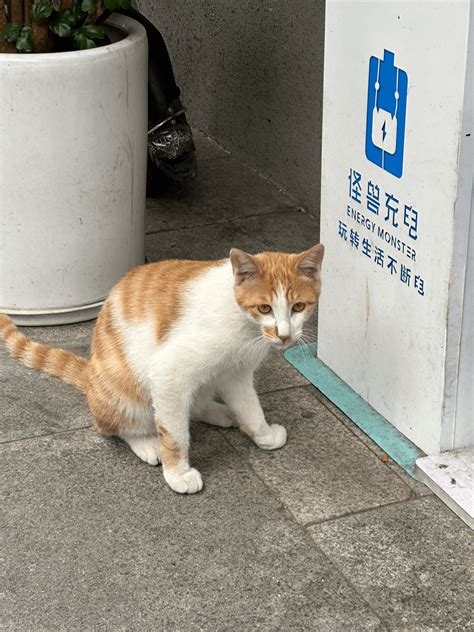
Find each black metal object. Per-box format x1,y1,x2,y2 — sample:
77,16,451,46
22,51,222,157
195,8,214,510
115,7,197,195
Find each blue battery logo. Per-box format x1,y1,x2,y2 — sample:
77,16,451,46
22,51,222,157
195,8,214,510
365,50,408,178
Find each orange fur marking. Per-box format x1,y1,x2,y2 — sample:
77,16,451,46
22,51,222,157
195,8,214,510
158,426,181,468
263,325,278,338
86,302,150,435
0,314,87,391
118,260,223,341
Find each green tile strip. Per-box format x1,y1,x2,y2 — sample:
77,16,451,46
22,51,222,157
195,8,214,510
284,343,423,479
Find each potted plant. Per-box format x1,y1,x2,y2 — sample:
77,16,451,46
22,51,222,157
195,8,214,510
0,0,148,325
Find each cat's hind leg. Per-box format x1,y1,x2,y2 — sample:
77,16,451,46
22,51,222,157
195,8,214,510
89,389,161,466
122,434,161,465
199,401,236,428
192,387,237,428
117,402,161,466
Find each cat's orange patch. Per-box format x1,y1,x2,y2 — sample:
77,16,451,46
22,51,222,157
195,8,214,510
263,325,278,338
86,303,149,435
88,392,138,435
118,260,224,341
158,425,182,468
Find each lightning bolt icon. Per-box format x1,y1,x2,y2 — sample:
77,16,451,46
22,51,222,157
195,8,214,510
382,121,387,142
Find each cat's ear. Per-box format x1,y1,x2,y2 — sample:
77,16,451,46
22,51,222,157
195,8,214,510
297,244,325,280
230,249,260,285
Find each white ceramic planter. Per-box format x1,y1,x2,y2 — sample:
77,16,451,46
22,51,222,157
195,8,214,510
0,15,148,325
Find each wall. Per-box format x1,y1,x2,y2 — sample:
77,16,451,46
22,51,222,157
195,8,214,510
138,0,326,214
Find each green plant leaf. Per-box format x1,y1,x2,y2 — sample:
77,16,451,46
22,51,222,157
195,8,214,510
3,22,22,43
72,0,86,19
81,0,95,13
16,26,33,52
77,24,104,40
49,9,77,37
49,16,72,37
31,0,54,22
73,30,97,49
119,0,132,8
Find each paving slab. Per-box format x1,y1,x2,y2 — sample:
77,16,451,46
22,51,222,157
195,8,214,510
242,209,320,252
145,218,267,262
1,425,383,631
146,156,296,234
255,348,309,394
0,323,93,443
222,386,412,525
313,390,431,499
308,496,474,631
145,208,319,263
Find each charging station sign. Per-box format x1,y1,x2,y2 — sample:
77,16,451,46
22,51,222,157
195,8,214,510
318,1,472,455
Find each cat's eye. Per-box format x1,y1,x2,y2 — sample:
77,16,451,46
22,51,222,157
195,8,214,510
292,302,306,312
258,304,272,314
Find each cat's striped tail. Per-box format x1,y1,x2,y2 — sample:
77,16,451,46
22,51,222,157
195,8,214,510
0,314,88,392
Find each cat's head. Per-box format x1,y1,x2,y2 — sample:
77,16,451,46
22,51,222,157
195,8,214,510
230,244,324,349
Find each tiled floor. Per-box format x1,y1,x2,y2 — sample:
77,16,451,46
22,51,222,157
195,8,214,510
1,132,472,631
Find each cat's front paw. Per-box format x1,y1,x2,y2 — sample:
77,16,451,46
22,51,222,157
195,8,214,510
254,424,287,450
164,467,203,494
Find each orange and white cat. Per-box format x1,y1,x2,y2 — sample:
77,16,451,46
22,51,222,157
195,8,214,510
0,245,324,494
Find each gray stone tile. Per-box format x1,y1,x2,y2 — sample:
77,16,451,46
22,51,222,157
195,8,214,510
145,208,320,263
2,426,383,631
145,218,267,262
308,497,474,631
16,320,94,351
193,128,230,161
0,324,93,443
255,348,309,394
222,386,411,525
145,155,295,234
241,208,321,252
312,390,431,498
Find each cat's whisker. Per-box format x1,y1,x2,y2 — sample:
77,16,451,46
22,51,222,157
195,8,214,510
299,342,312,360
299,332,318,346
300,331,318,342
295,335,316,360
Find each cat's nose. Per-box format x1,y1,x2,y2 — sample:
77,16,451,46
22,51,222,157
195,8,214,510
276,322,290,341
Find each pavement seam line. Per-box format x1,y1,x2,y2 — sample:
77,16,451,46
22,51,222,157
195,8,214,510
303,495,423,529
145,207,304,236
0,424,92,446
257,382,311,396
